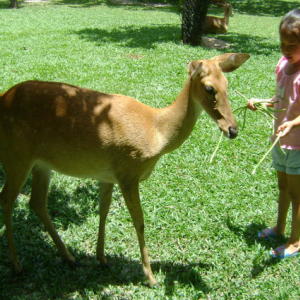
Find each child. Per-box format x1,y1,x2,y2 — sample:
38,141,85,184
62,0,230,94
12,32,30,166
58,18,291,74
247,9,300,259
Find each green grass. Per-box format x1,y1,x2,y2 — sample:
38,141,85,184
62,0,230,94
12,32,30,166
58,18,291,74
1,0,300,298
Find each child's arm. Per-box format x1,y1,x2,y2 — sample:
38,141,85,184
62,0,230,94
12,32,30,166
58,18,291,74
278,115,300,137
246,97,274,111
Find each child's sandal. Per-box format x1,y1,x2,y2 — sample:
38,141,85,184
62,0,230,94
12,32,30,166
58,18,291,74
270,245,299,259
258,228,277,240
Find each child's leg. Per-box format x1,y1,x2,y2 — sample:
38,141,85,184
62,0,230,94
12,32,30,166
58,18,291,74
272,174,300,256
260,171,290,238
275,171,290,235
285,174,300,250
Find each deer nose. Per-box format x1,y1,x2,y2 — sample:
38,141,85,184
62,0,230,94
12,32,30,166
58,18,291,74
228,126,238,139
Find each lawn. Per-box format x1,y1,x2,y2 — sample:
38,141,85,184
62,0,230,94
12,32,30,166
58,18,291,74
0,0,300,299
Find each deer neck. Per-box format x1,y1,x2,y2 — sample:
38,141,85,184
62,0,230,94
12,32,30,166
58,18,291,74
156,78,203,154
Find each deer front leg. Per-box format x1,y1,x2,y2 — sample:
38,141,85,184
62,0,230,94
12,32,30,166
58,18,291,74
96,182,114,267
29,164,75,265
119,179,158,287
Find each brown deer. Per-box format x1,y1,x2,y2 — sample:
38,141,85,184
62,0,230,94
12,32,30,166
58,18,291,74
0,53,249,287
204,3,234,34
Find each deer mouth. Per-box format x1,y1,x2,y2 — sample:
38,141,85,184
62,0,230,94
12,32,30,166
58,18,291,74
217,120,238,139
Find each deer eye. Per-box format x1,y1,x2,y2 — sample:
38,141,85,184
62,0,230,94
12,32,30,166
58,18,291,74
205,85,215,94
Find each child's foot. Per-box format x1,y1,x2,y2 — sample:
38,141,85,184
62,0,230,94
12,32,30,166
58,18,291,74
270,244,300,259
258,228,283,240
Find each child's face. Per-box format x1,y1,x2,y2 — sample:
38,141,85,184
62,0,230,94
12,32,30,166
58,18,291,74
280,25,300,65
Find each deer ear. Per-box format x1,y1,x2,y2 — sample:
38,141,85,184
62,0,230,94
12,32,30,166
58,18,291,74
188,61,204,80
212,53,250,72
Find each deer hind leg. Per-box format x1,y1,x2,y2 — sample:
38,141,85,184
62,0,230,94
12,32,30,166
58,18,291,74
0,163,31,274
118,179,158,287
96,182,114,267
29,164,75,265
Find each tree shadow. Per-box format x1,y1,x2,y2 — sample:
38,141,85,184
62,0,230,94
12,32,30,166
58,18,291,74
230,0,297,17
54,0,106,7
0,1,11,9
74,24,181,49
24,0,297,17
73,25,281,55
210,32,280,56
1,0,296,16
54,0,178,13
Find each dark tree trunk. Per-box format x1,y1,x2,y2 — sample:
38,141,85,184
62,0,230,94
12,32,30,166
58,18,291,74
181,0,209,46
10,0,18,8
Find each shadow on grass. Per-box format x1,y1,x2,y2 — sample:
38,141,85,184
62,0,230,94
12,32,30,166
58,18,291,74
54,0,106,7
74,25,280,55
0,2,10,9
226,216,286,278
250,256,281,279
0,163,100,231
226,216,287,248
230,0,297,17
1,194,209,296
17,0,296,17
74,25,181,49
53,0,178,12
212,32,280,56
0,243,211,297
1,0,296,17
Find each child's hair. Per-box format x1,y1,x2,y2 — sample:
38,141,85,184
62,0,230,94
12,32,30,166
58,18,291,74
280,9,300,40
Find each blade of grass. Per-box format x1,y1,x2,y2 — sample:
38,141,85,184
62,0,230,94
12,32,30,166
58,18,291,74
251,131,283,175
210,131,223,163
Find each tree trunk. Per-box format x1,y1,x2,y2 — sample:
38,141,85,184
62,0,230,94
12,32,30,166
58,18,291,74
10,0,18,8
181,0,209,46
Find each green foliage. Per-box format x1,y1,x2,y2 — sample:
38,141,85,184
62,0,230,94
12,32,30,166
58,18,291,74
1,0,300,298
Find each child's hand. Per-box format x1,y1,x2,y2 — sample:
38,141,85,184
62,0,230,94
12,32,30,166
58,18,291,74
277,121,293,137
247,98,259,111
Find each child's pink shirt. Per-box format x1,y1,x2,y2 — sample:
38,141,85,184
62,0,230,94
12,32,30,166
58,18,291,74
272,56,300,150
